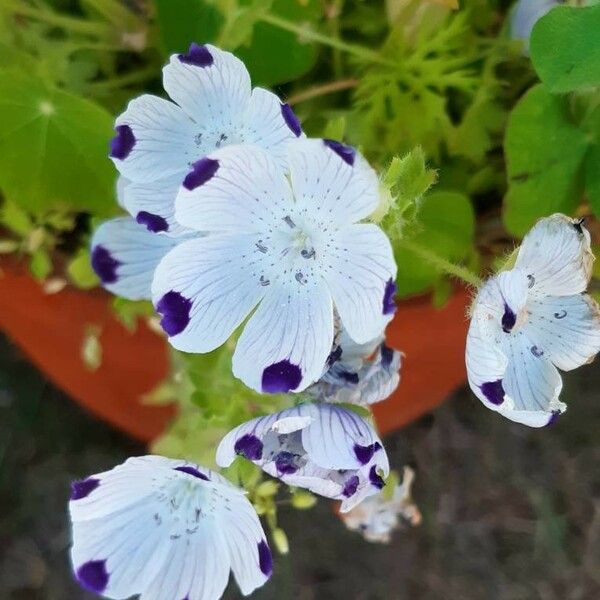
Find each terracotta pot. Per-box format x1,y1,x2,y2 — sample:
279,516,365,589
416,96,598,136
0,261,470,442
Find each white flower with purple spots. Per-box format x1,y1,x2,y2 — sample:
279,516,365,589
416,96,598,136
69,455,272,600
215,404,390,512
152,138,397,393
308,330,402,405
466,214,600,427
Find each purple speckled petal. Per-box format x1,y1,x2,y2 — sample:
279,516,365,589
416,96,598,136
280,103,302,137
136,211,168,233
323,139,356,166
109,125,135,160
382,278,397,315
76,560,109,594
274,451,299,475
262,360,302,393
341,475,359,498
354,442,382,466
368,465,385,489
174,465,209,481
257,540,273,577
91,245,121,284
156,291,192,336
234,434,264,461
178,43,213,67
70,477,100,500
183,157,219,191
480,380,505,405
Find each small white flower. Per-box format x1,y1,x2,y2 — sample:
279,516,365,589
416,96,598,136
215,403,390,513
341,466,421,543
69,455,272,600
466,214,600,427
152,139,397,393
308,329,402,405
109,43,302,235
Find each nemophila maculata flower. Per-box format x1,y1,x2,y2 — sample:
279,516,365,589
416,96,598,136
215,403,390,513
466,214,600,427
308,329,402,405
69,455,272,600
152,139,397,393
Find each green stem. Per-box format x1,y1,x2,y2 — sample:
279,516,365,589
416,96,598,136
86,66,157,92
258,12,395,67
396,238,482,288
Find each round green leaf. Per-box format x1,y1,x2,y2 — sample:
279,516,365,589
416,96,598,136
503,85,589,237
0,69,117,216
530,5,600,93
586,144,600,217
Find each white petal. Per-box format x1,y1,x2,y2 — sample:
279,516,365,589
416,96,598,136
112,95,194,183
151,234,264,353
232,275,334,393
162,43,251,131
240,88,303,167
302,404,384,470
527,294,600,371
91,217,179,301
175,144,292,233
288,138,380,226
123,173,193,237
324,223,396,343
272,415,314,434
515,214,594,296
116,176,129,208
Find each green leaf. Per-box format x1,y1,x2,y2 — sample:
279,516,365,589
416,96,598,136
0,69,117,216
0,198,33,236
67,248,99,290
586,144,600,217
394,190,475,296
503,85,589,237
29,249,52,280
530,5,600,93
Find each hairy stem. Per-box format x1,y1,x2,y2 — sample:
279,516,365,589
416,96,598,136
287,78,358,105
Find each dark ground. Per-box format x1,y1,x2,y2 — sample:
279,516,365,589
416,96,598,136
0,334,598,600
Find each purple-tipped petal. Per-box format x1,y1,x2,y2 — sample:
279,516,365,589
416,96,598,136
262,360,302,393
341,475,359,498
174,466,209,481
369,465,385,489
156,291,192,336
76,560,109,594
354,442,382,466
257,540,273,577
274,451,299,475
234,434,263,461
546,410,561,427
501,303,517,333
382,278,397,315
70,477,100,500
110,125,136,160
281,103,302,137
480,380,505,406
323,139,356,166
183,157,220,191
136,211,168,233
91,245,121,284
178,43,213,67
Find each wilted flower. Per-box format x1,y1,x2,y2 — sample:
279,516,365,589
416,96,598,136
215,403,390,512
466,214,600,427
341,466,421,543
69,455,272,599
152,139,397,393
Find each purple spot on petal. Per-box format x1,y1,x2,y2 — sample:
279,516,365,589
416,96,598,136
178,43,213,67
136,211,168,233
546,410,561,427
262,360,302,393
369,465,385,489
175,466,209,481
156,291,192,336
183,157,219,191
342,475,359,498
501,303,517,333
327,345,342,368
70,477,100,500
76,560,109,594
354,442,382,465
274,451,299,475
380,344,394,369
480,380,505,406
110,124,135,160
91,245,121,284
234,434,263,461
258,540,273,577
382,278,397,315
339,370,359,384
323,139,356,166
281,103,302,137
